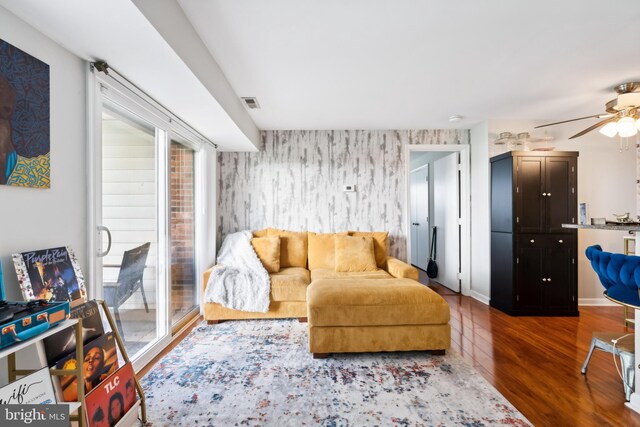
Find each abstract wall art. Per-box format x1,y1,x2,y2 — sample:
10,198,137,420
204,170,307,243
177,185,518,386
0,39,50,189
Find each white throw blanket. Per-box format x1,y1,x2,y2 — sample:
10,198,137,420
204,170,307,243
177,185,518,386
204,230,271,313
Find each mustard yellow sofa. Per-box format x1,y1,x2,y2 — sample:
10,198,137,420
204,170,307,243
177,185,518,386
202,229,451,356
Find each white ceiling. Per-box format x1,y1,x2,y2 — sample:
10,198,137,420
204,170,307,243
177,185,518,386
178,0,640,130
0,0,260,151
2,0,639,145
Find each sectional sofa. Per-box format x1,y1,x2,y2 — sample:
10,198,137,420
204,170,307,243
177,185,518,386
202,229,450,357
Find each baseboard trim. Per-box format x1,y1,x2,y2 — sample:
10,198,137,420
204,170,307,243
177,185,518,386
626,392,640,415
578,298,619,306
470,291,490,305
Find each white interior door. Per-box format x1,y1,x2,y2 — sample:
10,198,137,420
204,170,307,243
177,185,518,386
410,167,429,270
410,170,419,267
433,153,460,292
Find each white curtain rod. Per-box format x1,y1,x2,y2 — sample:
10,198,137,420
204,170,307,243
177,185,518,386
91,61,217,149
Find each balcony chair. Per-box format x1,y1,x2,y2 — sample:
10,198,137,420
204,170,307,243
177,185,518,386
583,244,637,401
103,242,151,340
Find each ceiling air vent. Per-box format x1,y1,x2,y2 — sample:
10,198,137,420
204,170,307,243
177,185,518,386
241,97,260,109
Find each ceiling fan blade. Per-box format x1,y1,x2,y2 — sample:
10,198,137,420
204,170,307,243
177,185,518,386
569,116,618,139
534,114,614,129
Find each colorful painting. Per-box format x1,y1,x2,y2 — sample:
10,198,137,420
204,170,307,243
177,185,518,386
0,39,50,188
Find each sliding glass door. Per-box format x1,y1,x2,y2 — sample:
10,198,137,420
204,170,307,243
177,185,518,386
90,69,204,370
100,107,163,359
95,104,167,366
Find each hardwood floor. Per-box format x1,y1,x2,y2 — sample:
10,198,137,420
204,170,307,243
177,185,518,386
140,279,639,426
426,281,639,426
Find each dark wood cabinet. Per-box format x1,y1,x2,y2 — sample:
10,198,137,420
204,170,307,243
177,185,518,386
491,151,578,316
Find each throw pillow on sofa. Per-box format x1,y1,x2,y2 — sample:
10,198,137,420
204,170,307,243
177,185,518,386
335,235,378,272
251,236,281,273
267,228,308,268
348,231,388,268
253,228,271,238
307,231,348,270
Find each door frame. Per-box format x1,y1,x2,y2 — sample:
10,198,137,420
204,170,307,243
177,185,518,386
404,144,471,296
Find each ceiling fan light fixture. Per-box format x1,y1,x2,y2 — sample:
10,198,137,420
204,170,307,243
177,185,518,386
617,116,637,138
599,122,618,138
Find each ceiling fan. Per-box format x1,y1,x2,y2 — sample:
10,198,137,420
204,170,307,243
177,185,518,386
535,82,640,139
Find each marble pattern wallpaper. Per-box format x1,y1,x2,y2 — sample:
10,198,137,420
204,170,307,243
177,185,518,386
217,130,470,260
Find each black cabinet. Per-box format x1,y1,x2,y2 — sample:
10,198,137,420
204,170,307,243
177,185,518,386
491,151,578,316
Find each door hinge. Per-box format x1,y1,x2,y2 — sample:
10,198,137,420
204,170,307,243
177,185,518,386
572,217,575,223
517,295,520,302
516,257,519,264
572,187,575,194
572,295,575,302
572,258,575,264
516,217,520,223
457,272,463,280
516,186,519,193
572,166,575,173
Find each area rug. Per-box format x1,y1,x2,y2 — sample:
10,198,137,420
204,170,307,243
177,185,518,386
141,320,530,426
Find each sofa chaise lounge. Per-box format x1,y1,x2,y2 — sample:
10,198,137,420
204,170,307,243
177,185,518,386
202,228,450,357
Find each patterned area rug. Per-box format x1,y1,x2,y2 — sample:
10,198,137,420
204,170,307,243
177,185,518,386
141,320,530,426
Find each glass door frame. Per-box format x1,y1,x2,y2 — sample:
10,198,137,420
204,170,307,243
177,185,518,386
88,66,203,372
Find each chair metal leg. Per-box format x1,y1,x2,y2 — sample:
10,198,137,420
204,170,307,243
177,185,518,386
113,306,126,341
619,351,635,401
581,338,598,374
140,282,150,313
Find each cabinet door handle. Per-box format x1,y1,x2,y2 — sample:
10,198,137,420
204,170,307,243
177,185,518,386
530,239,535,243
542,193,547,196
558,239,563,243
547,278,551,282
542,278,547,282
547,193,551,197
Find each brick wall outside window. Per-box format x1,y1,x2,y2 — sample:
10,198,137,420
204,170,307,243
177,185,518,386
170,142,197,317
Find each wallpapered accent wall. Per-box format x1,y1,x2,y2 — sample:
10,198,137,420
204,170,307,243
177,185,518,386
217,130,470,260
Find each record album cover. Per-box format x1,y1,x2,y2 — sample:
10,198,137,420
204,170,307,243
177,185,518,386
0,367,56,405
54,332,118,402
12,246,86,302
43,300,105,367
85,362,136,427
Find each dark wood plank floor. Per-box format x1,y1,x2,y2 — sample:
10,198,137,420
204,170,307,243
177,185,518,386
425,280,639,426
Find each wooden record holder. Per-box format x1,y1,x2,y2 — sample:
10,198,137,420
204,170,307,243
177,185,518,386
4,300,148,426
96,299,147,425
5,318,86,426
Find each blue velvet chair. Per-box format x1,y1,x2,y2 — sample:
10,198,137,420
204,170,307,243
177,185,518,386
585,244,640,307
583,245,637,401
